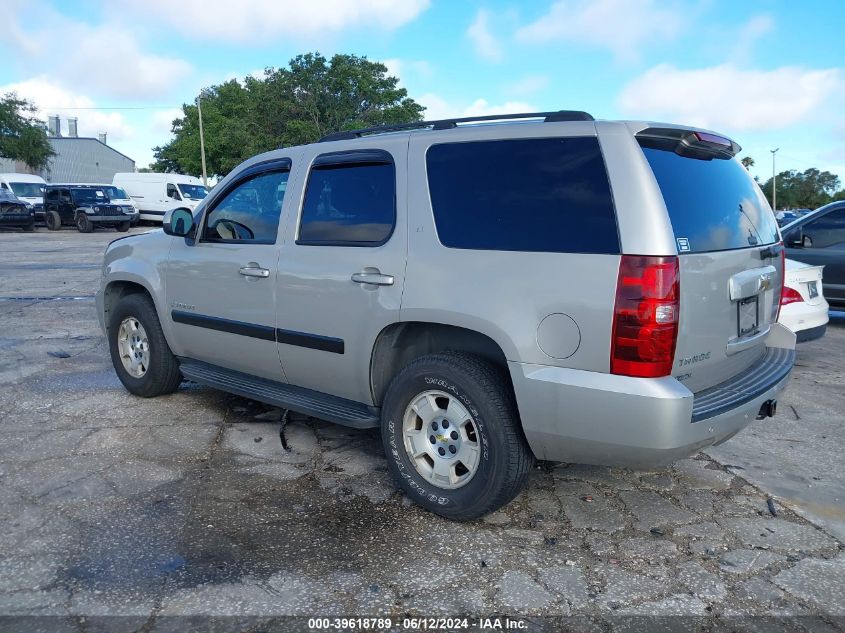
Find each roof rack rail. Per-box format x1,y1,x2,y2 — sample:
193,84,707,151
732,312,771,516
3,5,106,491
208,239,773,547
318,110,594,142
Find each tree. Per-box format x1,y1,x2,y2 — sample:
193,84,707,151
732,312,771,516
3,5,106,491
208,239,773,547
0,93,54,171
152,53,425,178
740,156,755,170
761,168,842,209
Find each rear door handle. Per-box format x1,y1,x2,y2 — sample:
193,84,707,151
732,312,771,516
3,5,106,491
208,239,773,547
351,270,394,286
239,265,270,278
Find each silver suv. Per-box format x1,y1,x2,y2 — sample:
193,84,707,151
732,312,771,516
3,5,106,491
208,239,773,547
97,111,795,519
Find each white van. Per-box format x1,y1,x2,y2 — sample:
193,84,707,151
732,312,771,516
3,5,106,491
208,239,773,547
112,173,208,222
0,173,47,216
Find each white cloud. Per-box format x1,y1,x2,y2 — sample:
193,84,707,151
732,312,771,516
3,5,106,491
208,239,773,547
503,74,550,97
151,108,185,135
418,94,536,121
0,78,135,141
462,99,537,117
2,7,192,101
380,58,433,86
58,27,192,99
618,64,842,132
126,0,430,43
467,9,503,62
730,14,774,62
515,0,683,62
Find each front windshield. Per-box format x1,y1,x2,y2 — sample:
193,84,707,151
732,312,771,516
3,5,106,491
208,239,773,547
178,184,208,200
10,182,44,198
71,188,109,204
100,186,129,200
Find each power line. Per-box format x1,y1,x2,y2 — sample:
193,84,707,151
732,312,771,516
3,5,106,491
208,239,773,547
40,106,181,110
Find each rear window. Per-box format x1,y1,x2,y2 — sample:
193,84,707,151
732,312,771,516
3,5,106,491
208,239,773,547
426,137,619,254
639,141,780,253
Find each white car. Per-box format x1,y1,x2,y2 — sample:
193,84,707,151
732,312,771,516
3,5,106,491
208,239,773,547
779,258,828,342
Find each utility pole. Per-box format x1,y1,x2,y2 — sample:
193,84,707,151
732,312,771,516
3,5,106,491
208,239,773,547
197,95,208,187
770,148,779,211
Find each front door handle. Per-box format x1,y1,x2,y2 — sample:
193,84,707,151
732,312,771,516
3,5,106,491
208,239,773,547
351,270,394,286
239,265,270,278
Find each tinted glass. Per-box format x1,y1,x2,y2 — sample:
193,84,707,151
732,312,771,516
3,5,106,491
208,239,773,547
203,170,288,243
71,188,108,204
640,143,780,253
425,137,618,253
299,162,395,245
802,208,845,249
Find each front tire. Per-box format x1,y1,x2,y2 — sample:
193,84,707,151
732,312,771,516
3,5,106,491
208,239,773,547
108,293,182,397
117,221,131,232
23,219,35,232
45,210,61,231
76,213,93,233
381,352,534,520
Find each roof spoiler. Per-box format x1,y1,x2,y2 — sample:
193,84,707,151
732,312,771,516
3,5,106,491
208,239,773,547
636,127,741,159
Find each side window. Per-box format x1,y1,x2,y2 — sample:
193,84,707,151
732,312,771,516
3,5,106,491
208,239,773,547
46,189,58,202
61,189,72,203
426,137,619,253
298,156,396,246
802,208,845,249
202,169,289,243
0,183,7,190
166,184,181,200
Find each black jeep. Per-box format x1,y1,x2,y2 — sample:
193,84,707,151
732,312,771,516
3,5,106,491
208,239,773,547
0,189,35,231
43,184,139,233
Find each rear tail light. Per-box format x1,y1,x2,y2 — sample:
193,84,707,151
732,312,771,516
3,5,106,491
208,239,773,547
780,286,803,306
772,245,786,320
611,255,680,378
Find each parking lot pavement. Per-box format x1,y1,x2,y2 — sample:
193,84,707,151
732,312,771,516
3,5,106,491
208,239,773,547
1,228,843,629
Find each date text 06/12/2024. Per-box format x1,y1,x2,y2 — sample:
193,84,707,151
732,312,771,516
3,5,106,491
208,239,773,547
307,617,528,630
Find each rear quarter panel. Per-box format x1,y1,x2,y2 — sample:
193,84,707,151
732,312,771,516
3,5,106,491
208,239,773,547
404,122,622,372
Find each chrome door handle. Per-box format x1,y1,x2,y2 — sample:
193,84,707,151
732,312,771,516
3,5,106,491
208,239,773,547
239,265,270,278
351,271,394,286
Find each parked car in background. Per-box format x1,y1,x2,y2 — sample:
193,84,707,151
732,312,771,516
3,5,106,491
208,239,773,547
782,201,845,308
113,173,208,222
75,184,140,225
0,189,35,231
43,184,139,232
0,173,46,221
779,259,828,342
776,211,799,227
98,112,796,519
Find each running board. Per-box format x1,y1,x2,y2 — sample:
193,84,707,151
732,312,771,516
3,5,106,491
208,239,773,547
178,358,380,429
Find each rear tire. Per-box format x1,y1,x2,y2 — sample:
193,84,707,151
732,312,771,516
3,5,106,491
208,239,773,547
108,293,182,397
76,213,93,233
381,352,534,520
117,221,131,232
46,210,61,231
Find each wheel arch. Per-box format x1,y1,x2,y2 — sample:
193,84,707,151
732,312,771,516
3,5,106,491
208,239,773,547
370,321,511,406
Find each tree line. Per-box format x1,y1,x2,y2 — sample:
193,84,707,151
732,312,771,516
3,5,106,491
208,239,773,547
152,53,424,178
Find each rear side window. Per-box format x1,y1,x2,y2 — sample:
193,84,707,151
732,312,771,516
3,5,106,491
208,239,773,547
298,156,396,246
639,141,780,253
426,137,619,254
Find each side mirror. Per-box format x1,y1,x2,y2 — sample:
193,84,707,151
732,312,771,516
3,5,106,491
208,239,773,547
162,207,195,237
784,230,803,248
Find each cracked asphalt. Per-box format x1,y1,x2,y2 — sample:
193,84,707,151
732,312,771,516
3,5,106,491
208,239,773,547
0,227,843,631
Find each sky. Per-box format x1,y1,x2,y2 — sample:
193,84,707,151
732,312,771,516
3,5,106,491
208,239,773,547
1,0,844,186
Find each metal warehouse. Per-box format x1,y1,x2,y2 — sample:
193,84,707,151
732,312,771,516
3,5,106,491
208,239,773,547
0,115,135,183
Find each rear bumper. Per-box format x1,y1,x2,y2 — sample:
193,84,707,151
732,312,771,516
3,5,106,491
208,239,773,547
796,323,827,343
510,324,796,468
